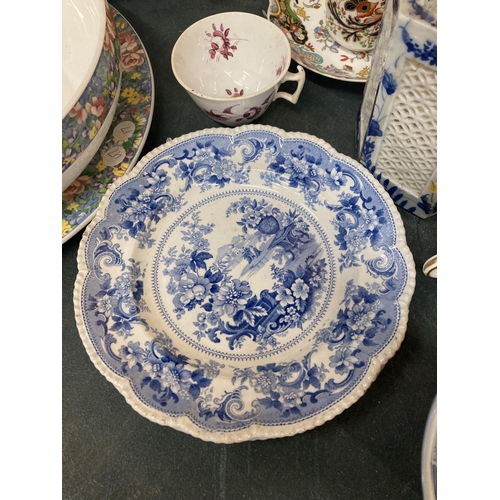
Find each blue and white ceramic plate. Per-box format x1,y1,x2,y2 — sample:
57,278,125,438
74,125,416,442
422,396,437,500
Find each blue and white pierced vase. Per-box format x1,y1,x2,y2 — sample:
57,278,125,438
357,0,437,219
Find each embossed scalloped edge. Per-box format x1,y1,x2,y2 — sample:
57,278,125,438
74,124,416,443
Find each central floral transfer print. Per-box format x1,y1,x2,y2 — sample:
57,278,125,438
155,192,332,359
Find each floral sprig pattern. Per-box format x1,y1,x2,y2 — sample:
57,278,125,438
400,23,437,66
408,0,437,27
205,23,246,61
225,87,244,97
205,93,273,124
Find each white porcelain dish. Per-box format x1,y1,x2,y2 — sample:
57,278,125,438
62,0,106,118
75,125,416,442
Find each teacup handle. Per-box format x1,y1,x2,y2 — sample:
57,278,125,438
274,65,306,104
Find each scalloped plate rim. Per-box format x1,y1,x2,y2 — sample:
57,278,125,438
74,124,416,443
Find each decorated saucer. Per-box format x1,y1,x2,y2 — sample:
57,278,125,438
74,125,415,442
62,5,154,243
267,0,371,82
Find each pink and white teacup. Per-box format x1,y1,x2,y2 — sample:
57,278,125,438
171,12,305,126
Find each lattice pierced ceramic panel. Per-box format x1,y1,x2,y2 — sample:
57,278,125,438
376,60,437,198
357,0,437,218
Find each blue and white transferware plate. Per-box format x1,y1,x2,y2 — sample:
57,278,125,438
74,125,415,442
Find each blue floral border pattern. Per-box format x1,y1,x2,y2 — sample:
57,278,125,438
358,12,437,219
77,127,414,440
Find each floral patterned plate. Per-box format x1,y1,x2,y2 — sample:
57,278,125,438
62,5,154,243
268,0,371,82
74,125,415,442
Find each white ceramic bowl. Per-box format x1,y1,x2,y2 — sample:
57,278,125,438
62,0,122,191
171,12,305,126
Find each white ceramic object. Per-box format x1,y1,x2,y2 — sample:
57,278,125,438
422,396,437,500
62,0,106,117
74,125,416,442
62,0,122,191
357,0,437,218
171,12,305,126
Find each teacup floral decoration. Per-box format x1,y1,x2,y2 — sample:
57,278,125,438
206,23,246,60
172,12,306,126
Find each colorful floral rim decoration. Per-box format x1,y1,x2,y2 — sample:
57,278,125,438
268,0,371,82
62,5,155,243
75,125,416,443
62,1,121,174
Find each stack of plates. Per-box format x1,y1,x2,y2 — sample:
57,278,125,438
62,0,122,191
62,2,154,242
